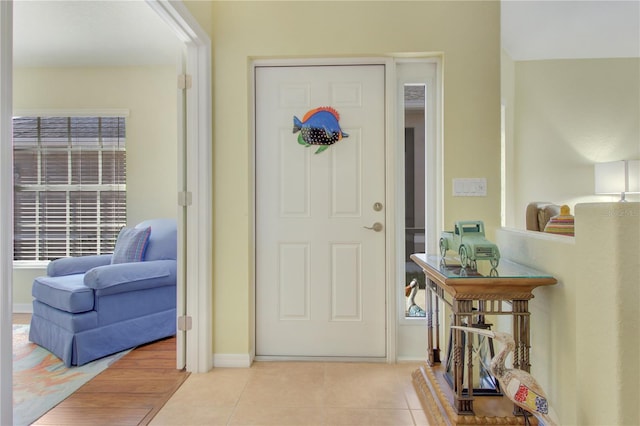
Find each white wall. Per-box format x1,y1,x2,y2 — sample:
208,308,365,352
504,56,640,229
12,65,178,307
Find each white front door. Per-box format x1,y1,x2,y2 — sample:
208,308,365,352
255,64,386,358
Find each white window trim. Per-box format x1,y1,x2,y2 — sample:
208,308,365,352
396,58,443,328
12,260,49,269
0,3,13,425
13,109,130,118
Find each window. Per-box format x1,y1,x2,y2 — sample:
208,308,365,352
13,116,127,262
396,60,441,322
403,85,427,318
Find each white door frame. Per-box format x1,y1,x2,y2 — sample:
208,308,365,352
251,56,443,362
0,2,14,424
251,57,399,361
1,4,212,421
394,58,444,359
142,0,213,374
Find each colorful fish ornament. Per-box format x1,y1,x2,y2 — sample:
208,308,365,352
293,107,348,154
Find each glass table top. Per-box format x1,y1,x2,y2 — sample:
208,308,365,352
410,253,555,279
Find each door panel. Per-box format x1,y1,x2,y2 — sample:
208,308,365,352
256,64,386,357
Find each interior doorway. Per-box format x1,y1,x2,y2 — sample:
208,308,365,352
1,4,211,423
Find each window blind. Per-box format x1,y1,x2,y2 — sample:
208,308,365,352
13,116,127,261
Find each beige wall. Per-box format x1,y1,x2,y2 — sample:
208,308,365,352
501,55,640,422
204,1,501,356
183,2,638,423
496,229,577,424
501,50,516,226
506,57,640,228
12,65,178,305
575,202,640,425
497,202,640,425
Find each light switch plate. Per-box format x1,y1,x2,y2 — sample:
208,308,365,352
452,178,487,197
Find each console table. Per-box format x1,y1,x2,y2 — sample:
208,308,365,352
410,253,557,424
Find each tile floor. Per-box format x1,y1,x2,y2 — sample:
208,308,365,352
150,361,430,426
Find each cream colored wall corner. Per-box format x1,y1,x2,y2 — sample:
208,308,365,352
574,202,639,426
509,58,640,229
182,1,213,37
12,65,178,305
496,202,640,425
500,50,516,227
495,228,577,425
208,0,501,358
12,269,41,311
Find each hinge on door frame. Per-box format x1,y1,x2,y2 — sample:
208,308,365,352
178,315,193,331
178,73,192,90
178,191,193,207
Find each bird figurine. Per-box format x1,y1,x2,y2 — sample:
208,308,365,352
405,278,426,317
451,326,559,426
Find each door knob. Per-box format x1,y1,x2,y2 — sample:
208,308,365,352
363,222,383,232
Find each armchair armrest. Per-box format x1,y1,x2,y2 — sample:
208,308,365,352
84,260,176,296
47,254,113,277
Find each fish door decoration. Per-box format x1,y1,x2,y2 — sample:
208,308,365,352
293,107,348,154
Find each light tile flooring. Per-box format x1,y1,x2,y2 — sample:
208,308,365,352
150,361,430,426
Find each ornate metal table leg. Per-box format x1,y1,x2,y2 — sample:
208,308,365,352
512,299,531,416
452,299,474,414
426,279,436,366
512,299,531,372
433,282,441,363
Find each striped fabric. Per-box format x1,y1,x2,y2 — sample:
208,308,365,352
111,226,151,264
543,205,575,236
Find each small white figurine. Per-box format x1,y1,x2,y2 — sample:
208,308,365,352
405,278,425,317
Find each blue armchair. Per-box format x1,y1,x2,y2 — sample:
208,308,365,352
29,218,177,366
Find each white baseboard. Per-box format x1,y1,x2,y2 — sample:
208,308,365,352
212,353,253,368
13,303,32,313
396,355,426,363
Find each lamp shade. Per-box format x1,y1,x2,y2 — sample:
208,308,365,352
628,160,640,193
595,161,626,194
595,160,640,196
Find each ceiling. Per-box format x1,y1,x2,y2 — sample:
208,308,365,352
12,0,640,67
13,0,182,67
501,0,640,61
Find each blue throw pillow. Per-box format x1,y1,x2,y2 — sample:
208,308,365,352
111,226,151,264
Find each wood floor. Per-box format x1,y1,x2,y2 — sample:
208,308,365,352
13,314,190,426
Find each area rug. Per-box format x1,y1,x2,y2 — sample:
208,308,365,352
13,324,129,426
